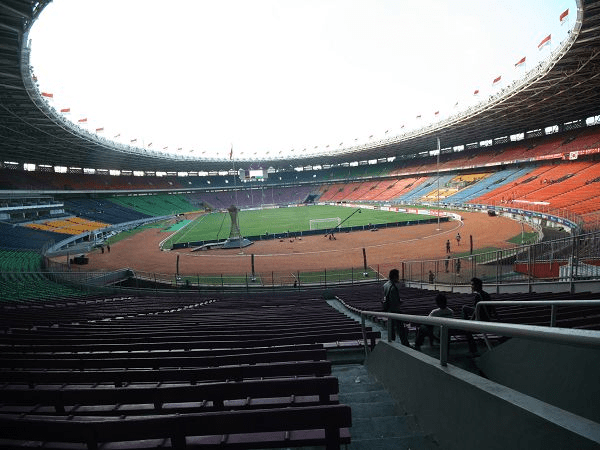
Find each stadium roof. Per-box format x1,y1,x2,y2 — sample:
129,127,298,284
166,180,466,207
1,0,600,174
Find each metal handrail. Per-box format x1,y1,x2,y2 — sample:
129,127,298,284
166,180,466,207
358,309,600,367
476,300,600,327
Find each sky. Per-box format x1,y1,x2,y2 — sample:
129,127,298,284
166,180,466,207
29,0,576,162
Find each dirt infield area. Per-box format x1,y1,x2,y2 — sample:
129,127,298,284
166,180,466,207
66,211,532,277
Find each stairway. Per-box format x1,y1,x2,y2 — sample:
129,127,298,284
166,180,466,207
332,363,439,450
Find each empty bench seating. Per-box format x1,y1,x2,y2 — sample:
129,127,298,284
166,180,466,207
0,404,352,450
0,293,370,449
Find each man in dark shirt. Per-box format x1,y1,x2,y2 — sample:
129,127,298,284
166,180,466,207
382,269,410,346
462,277,495,353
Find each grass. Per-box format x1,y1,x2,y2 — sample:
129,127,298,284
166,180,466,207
164,205,426,247
508,231,538,245
174,265,380,287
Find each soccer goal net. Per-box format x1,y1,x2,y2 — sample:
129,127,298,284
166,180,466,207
309,217,342,231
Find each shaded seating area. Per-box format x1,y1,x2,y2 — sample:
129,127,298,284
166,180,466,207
0,293,376,449
64,198,151,224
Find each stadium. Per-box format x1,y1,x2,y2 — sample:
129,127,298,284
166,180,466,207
1,1,600,449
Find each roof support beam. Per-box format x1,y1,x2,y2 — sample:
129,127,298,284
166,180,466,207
0,1,32,19
0,81,23,90
0,42,16,52
0,20,21,34
0,69,20,78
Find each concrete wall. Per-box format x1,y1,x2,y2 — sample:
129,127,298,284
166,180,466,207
477,338,600,423
366,341,600,450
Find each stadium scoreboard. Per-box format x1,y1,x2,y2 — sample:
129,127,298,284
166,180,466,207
239,168,268,182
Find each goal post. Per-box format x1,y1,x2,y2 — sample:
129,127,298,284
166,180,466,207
309,217,342,231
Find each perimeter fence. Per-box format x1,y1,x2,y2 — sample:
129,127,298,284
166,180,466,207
36,230,600,297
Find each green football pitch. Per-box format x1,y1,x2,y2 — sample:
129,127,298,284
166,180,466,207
163,205,427,248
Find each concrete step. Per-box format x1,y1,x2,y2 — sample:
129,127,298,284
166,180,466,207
349,434,440,450
331,363,440,450
349,400,400,418
352,414,419,438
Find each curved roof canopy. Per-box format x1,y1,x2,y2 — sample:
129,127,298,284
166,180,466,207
1,0,599,173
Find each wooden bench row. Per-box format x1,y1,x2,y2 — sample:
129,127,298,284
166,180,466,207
0,360,332,387
1,324,371,343
0,376,340,416
0,404,352,450
0,347,328,370
0,330,380,353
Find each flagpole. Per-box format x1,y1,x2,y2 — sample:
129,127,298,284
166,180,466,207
437,137,441,231
231,144,238,206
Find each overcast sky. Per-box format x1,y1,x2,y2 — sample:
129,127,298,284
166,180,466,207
29,0,575,161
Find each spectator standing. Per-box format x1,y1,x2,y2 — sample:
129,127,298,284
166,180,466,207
456,232,461,246
382,269,410,347
446,239,451,254
428,270,435,284
461,277,495,354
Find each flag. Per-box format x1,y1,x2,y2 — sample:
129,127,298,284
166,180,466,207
78,118,87,123
41,92,53,98
515,56,526,68
560,9,569,23
163,146,168,150
434,111,439,116
95,127,104,132
473,89,480,95
416,115,421,119
492,75,502,85
147,142,152,147
538,34,551,50
229,145,233,160
114,133,120,138
60,108,70,113
130,138,137,143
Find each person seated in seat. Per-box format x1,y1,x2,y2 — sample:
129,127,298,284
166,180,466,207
415,293,454,351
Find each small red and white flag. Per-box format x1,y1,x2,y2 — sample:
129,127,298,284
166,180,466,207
130,138,137,143
41,92,53,98
560,9,569,24
492,75,502,85
515,56,526,68
538,34,551,50
78,118,87,123
434,111,439,116
60,108,70,114
95,127,104,132
473,89,480,96
147,142,152,147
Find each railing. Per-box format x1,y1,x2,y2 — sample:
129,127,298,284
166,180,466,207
355,309,600,367
476,300,600,328
400,230,600,289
